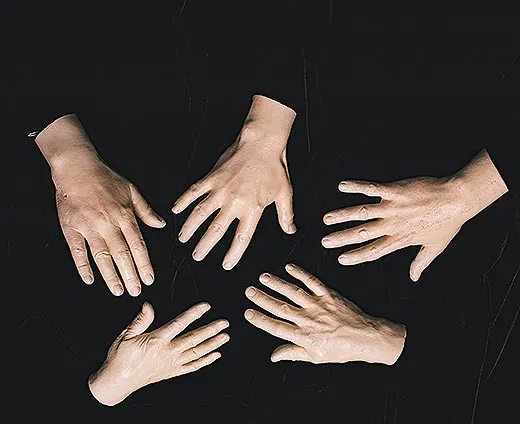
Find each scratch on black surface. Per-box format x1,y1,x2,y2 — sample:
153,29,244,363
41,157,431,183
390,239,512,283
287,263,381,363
176,48,192,114
471,263,519,423
186,260,199,294
175,0,188,21
500,51,520,90
489,265,519,331
181,53,209,191
328,0,333,32
168,214,179,261
302,47,311,153
285,231,307,261
240,363,260,407
43,231,60,249
170,256,186,300
10,313,80,359
483,304,519,384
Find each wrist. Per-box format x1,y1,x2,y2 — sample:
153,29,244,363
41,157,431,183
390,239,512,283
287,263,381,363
237,95,296,153
88,364,137,407
372,318,407,366
35,114,101,173
447,149,509,222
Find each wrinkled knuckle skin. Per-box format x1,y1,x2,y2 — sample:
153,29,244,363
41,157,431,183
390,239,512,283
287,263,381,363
93,250,111,261
194,205,208,219
210,223,225,236
130,239,147,252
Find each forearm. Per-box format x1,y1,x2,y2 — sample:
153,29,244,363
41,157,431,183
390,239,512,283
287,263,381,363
34,113,101,175
449,148,509,221
237,95,296,153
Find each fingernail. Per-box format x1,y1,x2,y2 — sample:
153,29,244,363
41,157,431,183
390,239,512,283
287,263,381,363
286,263,295,271
144,273,154,285
85,274,94,284
323,215,333,223
171,204,179,213
322,238,331,246
178,231,186,242
338,256,351,265
246,287,256,297
223,261,233,270
219,319,230,328
287,223,297,233
131,286,141,297
245,309,254,319
339,182,347,190
259,273,271,283
192,250,203,261
271,355,279,363
202,303,211,311
114,285,124,296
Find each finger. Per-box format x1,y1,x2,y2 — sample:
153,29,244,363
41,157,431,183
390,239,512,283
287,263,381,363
258,272,313,307
245,286,300,323
174,319,229,351
338,235,405,266
244,309,300,344
178,195,220,243
409,242,450,282
62,228,93,284
120,217,155,286
124,302,155,338
178,351,221,376
321,220,387,249
130,185,166,228
178,333,230,364
284,263,328,296
271,343,311,363
275,188,296,234
172,179,212,214
192,209,235,262
86,233,124,296
338,180,391,198
222,210,262,270
323,204,383,225
154,302,211,340
104,229,142,297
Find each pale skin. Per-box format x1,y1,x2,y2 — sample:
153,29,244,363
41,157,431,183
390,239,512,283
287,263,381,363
88,302,230,406
172,95,297,270
244,263,406,365
35,114,166,296
322,149,509,281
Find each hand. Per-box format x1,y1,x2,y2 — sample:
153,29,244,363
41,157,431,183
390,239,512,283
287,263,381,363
322,150,508,281
88,302,230,406
172,95,297,270
36,114,166,296
244,264,406,365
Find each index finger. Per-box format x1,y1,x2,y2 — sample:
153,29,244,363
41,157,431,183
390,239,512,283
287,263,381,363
338,180,391,198
284,264,328,297
245,309,301,344
222,209,263,270
154,302,211,340
172,179,212,214
120,217,154,286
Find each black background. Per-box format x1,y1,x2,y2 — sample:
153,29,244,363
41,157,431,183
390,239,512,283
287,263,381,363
3,3,519,422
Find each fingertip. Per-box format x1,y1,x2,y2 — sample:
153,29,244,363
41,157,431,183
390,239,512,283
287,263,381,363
83,274,94,285
244,309,254,319
285,263,295,271
285,223,297,234
222,261,234,271
270,355,279,363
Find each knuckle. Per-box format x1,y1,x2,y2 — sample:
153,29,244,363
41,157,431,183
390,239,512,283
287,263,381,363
277,303,291,316
189,347,199,361
71,245,86,256
194,204,209,219
130,238,147,252
236,232,251,243
209,222,225,235
114,249,132,260
93,250,111,261
190,183,201,193
359,206,369,219
293,287,306,298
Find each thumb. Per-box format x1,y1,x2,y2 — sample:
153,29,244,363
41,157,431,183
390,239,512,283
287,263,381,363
125,302,155,338
275,187,296,234
130,185,166,228
409,244,447,282
271,343,310,363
